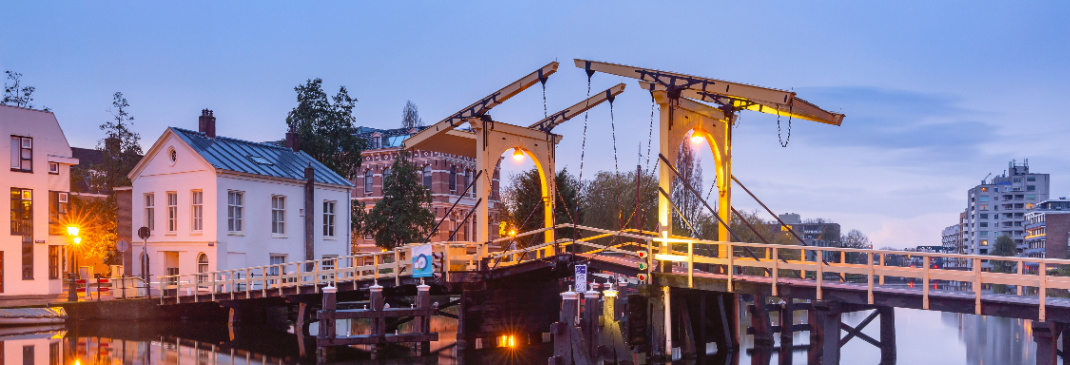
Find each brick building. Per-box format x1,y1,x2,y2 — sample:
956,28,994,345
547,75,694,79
351,126,503,253
1024,198,1070,259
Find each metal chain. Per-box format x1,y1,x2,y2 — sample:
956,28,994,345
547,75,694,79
645,92,656,172
777,102,793,147
542,81,548,118
610,100,619,176
578,77,592,183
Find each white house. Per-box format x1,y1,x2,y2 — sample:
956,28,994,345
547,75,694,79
1,105,78,296
128,110,352,281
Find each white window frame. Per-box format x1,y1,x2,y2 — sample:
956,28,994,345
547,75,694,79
48,162,59,174
166,192,178,233
364,170,373,194
323,200,336,238
191,190,203,232
145,193,155,234
272,195,286,236
228,191,244,234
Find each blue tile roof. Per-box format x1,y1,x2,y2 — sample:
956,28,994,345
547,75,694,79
170,127,354,187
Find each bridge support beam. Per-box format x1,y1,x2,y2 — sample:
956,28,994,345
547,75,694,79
878,306,896,364
814,304,841,365
1032,321,1064,365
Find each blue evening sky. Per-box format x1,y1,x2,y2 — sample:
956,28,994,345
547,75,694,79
2,1,1067,248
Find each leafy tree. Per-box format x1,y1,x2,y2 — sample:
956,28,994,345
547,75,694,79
285,78,365,180
503,167,582,245
401,100,423,129
581,170,657,234
65,196,122,264
82,92,143,195
365,151,435,250
990,234,1016,273
840,229,872,248
2,71,47,110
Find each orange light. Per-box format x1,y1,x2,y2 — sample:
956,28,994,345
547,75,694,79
508,335,515,348
73,237,82,245
508,229,517,236
690,133,704,144
512,149,524,161
66,226,79,237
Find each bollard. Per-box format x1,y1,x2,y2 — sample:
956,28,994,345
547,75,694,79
317,285,338,363
551,288,579,365
416,283,431,356
584,284,601,357
369,284,385,354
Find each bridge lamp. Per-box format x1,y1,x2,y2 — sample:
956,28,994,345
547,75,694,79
690,130,706,144
512,149,525,161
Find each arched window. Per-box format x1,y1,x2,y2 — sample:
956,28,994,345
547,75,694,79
423,166,433,189
449,166,457,192
197,253,209,284
364,170,373,194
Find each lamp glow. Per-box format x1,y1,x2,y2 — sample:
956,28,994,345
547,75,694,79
512,149,524,161
66,226,79,237
73,237,81,245
690,133,704,144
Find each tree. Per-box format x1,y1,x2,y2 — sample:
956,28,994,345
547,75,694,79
365,151,435,250
671,141,704,233
990,234,1016,273
65,196,122,264
401,100,423,129
2,71,42,109
581,170,658,234
840,229,872,248
83,92,143,194
503,167,582,245
286,78,366,180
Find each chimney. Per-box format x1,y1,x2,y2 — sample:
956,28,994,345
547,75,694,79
304,163,316,267
198,109,216,138
285,127,300,152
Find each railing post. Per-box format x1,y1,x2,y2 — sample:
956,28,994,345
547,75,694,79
867,252,874,305
396,249,402,286
211,273,217,302
973,258,982,315
922,256,930,310
816,249,824,301
444,245,451,282
1017,259,1024,296
772,247,779,297
1040,262,1047,322
245,268,251,299
261,267,267,297
688,241,694,288
727,242,735,293
315,260,321,293
879,253,885,286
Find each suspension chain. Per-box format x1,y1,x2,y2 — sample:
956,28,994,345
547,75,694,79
777,101,794,147
542,80,548,119
577,75,592,183
610,99,619,176
645,92,656,172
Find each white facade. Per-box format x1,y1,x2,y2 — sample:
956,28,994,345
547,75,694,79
128,128,351,280
0,105,77,296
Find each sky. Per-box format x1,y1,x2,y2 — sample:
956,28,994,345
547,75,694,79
2,1,1068,249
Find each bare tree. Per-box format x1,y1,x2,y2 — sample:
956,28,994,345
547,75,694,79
671,141,703,233
2,71,38,109
840,229,872,248
401,100,423,129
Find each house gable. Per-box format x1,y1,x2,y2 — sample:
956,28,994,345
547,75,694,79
129,128,216,182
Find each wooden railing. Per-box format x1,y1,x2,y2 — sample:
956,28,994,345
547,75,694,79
149,224,1070,322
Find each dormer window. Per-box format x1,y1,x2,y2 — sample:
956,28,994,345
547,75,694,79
249,155,273,165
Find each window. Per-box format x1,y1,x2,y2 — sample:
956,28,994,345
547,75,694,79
449,166,457,191
980,187,988,192
23,345,33,365
197,253,209,284
1027,185,1036,191
1027,195,1036,200
980,222,988,227
48,162,58,174
272,196,286,235
979,196,989,202
423,166,432,189
269,254,286,276
1028,176,1036,182
191,190,203,232
980,231,989,237
48,191,68,235
323,201,336,237
228,191,244,232
49,246,60,279
11,188,33,280
980,214,988,219
145,194,155,234
980,240,989,246
166,192,178,233
384,168,391,182
322,255,337,271
364,170,373,194
10,136,32,172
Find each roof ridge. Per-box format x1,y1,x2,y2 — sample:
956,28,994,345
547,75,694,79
171,127,291,152
0,104,54,114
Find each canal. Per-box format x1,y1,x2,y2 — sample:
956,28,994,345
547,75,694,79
0,307,1045,364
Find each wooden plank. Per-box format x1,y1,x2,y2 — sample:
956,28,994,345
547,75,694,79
528,83,626,132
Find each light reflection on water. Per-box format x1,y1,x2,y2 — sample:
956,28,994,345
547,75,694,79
0,308,1047,364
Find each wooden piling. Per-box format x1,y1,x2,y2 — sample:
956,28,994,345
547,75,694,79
878,306,896,364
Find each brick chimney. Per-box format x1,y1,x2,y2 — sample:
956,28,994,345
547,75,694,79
198,109,216,138
285,126,300,152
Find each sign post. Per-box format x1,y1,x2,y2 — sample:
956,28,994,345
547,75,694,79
412,244,433,279
137,227,150,291
575,264,587,293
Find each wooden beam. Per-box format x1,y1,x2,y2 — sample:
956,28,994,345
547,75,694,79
643,81,844,126
404,61,559,150
576,58,792,106
528,83,626,132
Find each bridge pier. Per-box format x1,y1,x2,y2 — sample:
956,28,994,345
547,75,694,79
1032,321,1065,365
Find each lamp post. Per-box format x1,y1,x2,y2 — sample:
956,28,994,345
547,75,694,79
66,226,80,302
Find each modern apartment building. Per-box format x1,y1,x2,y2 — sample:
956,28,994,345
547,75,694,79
351,126,503,253
1023,198,1070,259
1,105,79,296
962,160,1049,269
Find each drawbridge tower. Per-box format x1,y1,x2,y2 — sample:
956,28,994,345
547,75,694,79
404,61,624,252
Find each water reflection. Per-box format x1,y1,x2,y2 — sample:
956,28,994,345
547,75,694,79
0,308,1047,364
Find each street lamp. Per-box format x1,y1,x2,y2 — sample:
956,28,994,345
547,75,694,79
66,225,80,302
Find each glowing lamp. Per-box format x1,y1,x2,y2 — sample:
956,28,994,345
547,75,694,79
73,237,82,245
66,226,79,237
508,229,517,237
690,133,704,144
512,149,524,161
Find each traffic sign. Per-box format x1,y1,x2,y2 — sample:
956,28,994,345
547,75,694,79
116,239,130,253
412,244,433,278
575,264,587,292
137,227,150,240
